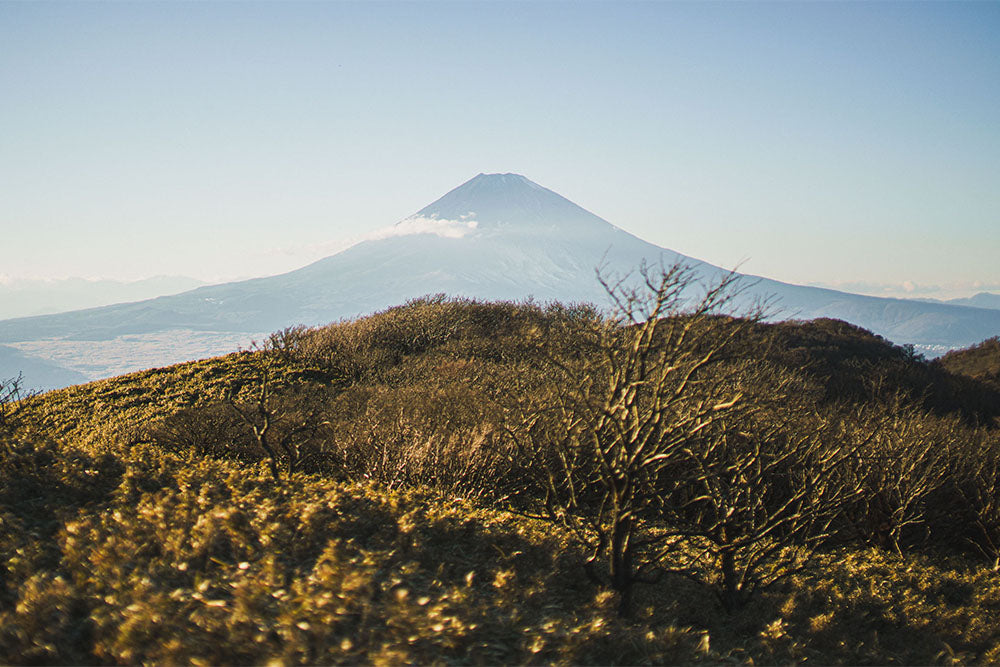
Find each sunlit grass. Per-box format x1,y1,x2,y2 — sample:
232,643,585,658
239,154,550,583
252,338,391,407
3,297,1000,663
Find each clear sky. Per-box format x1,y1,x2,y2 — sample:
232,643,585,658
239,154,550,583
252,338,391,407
2,1,998,299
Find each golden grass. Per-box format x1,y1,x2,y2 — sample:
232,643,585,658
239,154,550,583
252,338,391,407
2,432,999,664
4,298,1000,664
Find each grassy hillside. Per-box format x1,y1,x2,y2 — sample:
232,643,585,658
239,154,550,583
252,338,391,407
939,336,1000,391
3,294,1000,664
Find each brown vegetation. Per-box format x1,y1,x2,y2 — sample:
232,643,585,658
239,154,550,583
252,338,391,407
939,336,1000,391
3,270,1000,663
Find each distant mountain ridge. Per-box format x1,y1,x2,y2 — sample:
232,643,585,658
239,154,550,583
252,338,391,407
946,293,1000,310
1,173,999,388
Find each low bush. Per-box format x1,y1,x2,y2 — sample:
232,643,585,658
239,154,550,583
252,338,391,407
6,293,1000,662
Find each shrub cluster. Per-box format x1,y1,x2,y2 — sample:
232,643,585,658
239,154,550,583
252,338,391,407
4,292,1000,662
97,296,1000,574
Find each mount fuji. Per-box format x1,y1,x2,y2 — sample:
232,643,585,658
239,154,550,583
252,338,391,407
3,173,1000,388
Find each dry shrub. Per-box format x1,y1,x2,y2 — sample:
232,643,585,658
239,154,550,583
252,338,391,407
265,296,489,382
655,367,858,613
939,336,1000,388
326,374,525,502
836,399,967,552
9,293,1000,663
267,295,601,384
145,376,341,478
947,429,1000,567
146,401,256,460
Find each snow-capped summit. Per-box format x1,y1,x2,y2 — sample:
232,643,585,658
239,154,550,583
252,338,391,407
410,173,619,235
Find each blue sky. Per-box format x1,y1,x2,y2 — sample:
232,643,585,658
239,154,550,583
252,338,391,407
2,1,998,298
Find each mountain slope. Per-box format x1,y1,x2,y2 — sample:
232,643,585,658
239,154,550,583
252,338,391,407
1,173,998,384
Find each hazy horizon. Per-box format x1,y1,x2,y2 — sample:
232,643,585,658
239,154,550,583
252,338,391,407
2,2,998,301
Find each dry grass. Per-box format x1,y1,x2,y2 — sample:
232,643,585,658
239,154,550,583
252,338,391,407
0,443,701,664
4,297,1000,664
3,438,999,664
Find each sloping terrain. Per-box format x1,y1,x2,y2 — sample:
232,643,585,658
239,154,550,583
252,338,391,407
939,336,1000,391
4,298,1000,663
2,174,999,387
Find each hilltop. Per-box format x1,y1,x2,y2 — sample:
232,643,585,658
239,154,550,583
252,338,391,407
3,291,1000,663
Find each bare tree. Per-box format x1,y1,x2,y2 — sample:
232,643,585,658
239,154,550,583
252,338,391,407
954,430,1000,570
841,396,955,553
514,261,756,616
656,369,860,612
226,367,330,481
